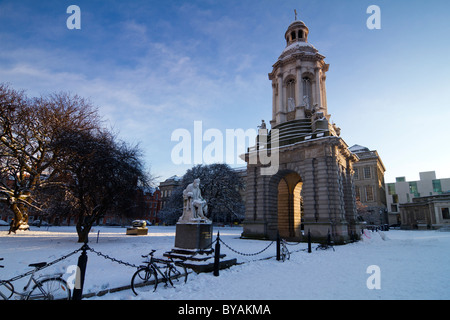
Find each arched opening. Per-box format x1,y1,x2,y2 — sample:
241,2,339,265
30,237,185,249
277,172,303,240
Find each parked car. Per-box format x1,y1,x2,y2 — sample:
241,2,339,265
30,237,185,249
131,220,151,228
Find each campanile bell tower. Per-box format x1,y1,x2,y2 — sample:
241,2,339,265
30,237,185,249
242,15,361,244
269,18,330,128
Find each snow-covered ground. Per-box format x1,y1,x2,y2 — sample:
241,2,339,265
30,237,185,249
1,225,449,300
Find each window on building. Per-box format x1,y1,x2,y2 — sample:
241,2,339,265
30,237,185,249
355,186,360,201
364,167,372,179
291,31,296,41
391,204,398,212
365,186,374,202
409,182,419,197
298,30,303,39
433,180,442,194
442,208,450,220
392,194,398,204
354,168,359,180
396,177,405,182
388,183,396,195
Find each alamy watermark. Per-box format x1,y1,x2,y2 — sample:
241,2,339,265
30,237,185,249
366,265,381,290
170,121,279,175
367,5,381,30
66,5,81,30
65,5,379,31
66,265,81,290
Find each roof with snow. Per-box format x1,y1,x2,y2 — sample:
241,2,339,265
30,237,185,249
349,144,370,153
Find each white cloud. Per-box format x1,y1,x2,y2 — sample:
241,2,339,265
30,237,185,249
0,23,263,181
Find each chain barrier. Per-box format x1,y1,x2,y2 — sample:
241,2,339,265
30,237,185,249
218,237,275,257
2,247,83,283
1,243,143,285
86,246,140,269
2,233,308,297
3,237,299,281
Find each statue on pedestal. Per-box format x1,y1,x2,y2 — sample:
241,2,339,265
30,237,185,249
178,178,210,223
174,178,212,251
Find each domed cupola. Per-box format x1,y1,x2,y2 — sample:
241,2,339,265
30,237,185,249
285,20,309,46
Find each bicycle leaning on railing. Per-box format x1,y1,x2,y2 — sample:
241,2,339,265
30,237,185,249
0,258,71,300
131,250,188,296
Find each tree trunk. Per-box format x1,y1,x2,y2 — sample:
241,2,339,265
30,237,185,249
76,224,91,243
76,215,92,243
76,213,97,243
9,202,26,234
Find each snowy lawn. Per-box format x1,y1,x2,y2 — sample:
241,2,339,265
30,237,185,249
1,225,449,300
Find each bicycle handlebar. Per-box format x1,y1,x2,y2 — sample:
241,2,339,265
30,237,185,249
141,250,157,259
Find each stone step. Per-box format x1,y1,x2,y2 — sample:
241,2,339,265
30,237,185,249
163,251,225,262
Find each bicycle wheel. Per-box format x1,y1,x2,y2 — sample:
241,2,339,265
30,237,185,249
131,267,158,296
168,263,188,285
28,278,71,300
0,281,14,300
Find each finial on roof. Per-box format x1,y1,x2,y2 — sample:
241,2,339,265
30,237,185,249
294,9,298,21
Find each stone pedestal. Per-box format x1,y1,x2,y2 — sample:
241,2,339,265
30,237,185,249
126,227,148,236
166,223,237,273
174,223,212,250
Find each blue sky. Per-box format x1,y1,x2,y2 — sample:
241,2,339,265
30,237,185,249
1,0,450,184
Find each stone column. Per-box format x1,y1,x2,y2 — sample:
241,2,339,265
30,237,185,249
272,82,277,123
296,66,303,106
321,73,328,114
242,167,271,239
294,67,305,119
277,75,284,114
277,74,286,123
343,158,361,237
315,68,323,111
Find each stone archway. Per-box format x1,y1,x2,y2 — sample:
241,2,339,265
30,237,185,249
277,171,303,240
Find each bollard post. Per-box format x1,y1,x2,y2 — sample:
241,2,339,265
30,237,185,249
96,230,100,243
213,231,220,277
72,242,89,300
307,229,312,253
276,232,281,261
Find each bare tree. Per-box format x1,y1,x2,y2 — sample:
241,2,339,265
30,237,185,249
0,83,99,233
52,129,152,242
159,164,245,224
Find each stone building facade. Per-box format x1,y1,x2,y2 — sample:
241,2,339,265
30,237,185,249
386,171,450,226
349,145,387,225
159,175,182,209
242,19,361,244
399,194,450,230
